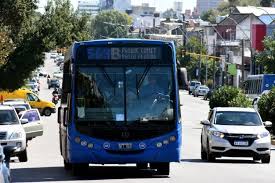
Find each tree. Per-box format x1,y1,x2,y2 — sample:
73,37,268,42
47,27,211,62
209,86,251,109
217,0,260,15
256,33,275,74
201,9,218,24
257,88,275,133
260,0,274,7
91,10,132,39
0,0,91,90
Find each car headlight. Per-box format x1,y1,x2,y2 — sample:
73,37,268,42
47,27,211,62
257,132,270,139
10,132,22,139
211,131,224,138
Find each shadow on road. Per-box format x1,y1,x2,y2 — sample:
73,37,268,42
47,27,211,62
11,166,168,182
181,158,259,164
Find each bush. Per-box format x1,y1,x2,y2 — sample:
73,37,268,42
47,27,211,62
258,88,275,133
209,86,251,109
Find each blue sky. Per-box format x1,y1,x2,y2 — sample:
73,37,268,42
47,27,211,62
38,0,196,12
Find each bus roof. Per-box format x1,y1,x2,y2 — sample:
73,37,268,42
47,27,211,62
68,39,175,60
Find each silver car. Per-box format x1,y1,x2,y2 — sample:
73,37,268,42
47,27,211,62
201,107,272,163
193,85,209,97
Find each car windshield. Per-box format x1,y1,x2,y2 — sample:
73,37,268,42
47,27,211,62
0,110,19,125
76,66,174,124
215,111,262,126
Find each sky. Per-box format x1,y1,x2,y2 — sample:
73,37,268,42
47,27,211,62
38,0,196,12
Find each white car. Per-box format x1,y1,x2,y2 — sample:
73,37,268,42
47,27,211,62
193,85,209,97
201,107,272,163
53,71,63,79
0,106,27,162
189,81,201,95
18,109,43,141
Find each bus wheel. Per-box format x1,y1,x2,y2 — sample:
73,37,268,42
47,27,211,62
136,163,148,170
156,163,170,176
64,160,72,170
72,163,89,176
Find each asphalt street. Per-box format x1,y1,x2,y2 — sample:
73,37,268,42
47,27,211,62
11,54,275,183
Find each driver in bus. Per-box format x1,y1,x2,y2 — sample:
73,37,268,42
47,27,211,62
140,75,164,99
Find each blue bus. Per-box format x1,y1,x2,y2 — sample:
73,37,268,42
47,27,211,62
244,74,275,99
58,39,182,176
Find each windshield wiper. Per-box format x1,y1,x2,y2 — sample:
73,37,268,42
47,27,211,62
100,67,116,95
136,64,152,96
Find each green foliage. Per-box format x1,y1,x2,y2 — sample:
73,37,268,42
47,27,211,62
0,0,91,90
201,10,218,24
217,0,260,15
257,88,275,132
91,10,132,39
256,33,275,74
260,0,274,7
209,86,251,109
177,38,218,82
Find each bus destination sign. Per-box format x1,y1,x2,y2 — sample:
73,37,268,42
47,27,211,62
87,47,161,60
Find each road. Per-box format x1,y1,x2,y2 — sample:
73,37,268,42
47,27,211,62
11,55,275,183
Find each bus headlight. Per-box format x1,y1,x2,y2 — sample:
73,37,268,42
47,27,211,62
75,137,81,144
169,136,176,142
88,143,94,149
81,141,87,146
156,142,163,148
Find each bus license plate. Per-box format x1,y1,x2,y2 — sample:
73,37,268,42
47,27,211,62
234,141,248,146
118,143,132,150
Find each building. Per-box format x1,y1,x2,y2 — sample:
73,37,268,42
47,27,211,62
131,3,156,17
113,0,131,13
77,0,100,16
214,6,275,87
99,0,114,10
174,1,183,19
185,9,191,19
196,0,224,15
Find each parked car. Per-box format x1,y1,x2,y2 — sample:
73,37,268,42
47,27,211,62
50,52,58,59
25,82,39,94
201,107,272,163
193,85,209,97
18,109,43,141
0,106,27,162
53,71,63,79
3,100,31,111
48,79,60,89
189,81,201,94
39,70,48,77
0,89,56,116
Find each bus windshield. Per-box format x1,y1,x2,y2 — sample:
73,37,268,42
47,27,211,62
75,66,174,125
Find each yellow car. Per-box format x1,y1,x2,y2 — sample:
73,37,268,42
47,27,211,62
0,89,56,116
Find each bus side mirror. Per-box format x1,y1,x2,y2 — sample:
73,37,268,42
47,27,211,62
63,73,72,93
63,107,68,127
58,107,62,124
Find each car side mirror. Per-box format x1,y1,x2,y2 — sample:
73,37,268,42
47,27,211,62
21,119,29,124
201,120,210,126
263,121,272,128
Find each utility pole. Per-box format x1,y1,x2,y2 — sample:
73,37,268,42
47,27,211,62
241,39,245,88
182,14,186,48
199,30,203,83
